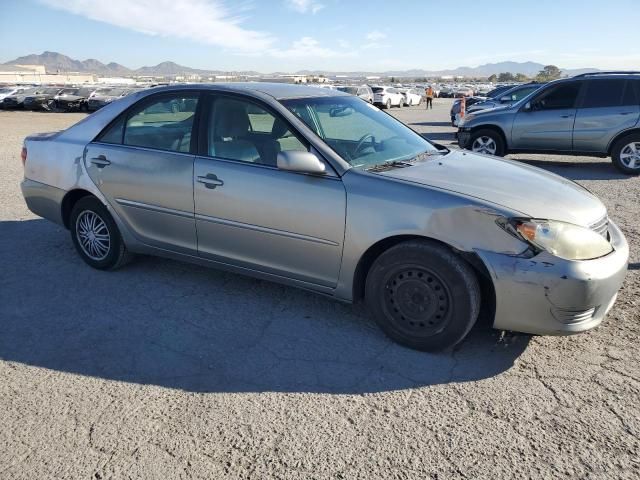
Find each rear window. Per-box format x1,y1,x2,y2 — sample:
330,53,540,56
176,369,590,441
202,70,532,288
337,86,358,94
371,87,384,93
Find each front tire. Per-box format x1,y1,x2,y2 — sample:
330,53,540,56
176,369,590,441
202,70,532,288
70,196,131,270
385,99,391,109
611,134,640,175
365,240,480,351
468,129,506,157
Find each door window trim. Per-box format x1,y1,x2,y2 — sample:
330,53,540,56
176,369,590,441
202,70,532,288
93,90,203,155
196,91,338,177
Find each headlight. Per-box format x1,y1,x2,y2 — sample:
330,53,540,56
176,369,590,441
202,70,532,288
498,218,612,260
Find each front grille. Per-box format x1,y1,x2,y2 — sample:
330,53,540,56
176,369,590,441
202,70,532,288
590,215,609,239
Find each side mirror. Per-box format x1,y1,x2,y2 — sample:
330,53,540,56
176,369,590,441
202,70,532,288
277,151,326,174
329,106,354,117
524,101,531,111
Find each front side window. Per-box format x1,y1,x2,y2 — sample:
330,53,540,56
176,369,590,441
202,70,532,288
530,83,581,111
581,79,626,108
511,86,539,101
282,96,438,169
206,96,307,166
97,94,198,153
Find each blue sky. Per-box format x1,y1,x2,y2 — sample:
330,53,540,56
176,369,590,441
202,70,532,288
1,0,638,72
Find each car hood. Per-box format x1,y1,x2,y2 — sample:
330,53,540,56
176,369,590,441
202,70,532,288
379,150,606,227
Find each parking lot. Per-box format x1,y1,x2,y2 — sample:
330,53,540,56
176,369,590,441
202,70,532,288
1,98,639,479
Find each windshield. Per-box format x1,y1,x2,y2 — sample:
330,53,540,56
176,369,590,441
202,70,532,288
59,88,78,95
108,88,126,96
281,96,438,169
337,86,358,94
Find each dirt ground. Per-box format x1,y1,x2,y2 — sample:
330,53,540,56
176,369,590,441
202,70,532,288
0,100,638,479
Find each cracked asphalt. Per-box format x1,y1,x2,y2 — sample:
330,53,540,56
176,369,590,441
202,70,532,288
1,99,639,479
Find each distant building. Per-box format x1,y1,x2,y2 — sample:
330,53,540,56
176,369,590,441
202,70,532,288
0,64,94,84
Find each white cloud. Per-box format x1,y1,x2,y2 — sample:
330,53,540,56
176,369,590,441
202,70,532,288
40,0,274,51
268,37,352,58
366,30,387,42
285,0,324,14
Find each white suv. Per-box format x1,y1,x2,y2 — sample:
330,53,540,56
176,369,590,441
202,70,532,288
372,86,404,109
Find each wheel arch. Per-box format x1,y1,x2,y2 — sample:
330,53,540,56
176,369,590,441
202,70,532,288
607,127,640,155
352,235,496,324
61,189,97,229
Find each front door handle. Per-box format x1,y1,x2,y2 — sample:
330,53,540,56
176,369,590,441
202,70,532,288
197,173,224,189
620,111,635,116
90,155,111,168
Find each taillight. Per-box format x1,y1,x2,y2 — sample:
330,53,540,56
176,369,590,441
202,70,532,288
21,147,27,166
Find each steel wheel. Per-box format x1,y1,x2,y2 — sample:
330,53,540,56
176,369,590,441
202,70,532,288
383,266,451,337
619,142,640,170
471,136,497,155
75,210,111,261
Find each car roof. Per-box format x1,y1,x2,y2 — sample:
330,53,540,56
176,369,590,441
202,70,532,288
139,82,351,100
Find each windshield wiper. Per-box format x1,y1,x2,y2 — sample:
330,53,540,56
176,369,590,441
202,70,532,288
365,160,414,172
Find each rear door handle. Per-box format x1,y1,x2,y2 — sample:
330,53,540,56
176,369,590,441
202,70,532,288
560,114,574,118
90,155,111,168
197,173,224,189
620,111,635,115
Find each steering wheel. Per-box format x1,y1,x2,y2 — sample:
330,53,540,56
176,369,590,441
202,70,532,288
353,133,376,158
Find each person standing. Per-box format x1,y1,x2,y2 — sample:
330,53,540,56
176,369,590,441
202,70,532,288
425,85,434,109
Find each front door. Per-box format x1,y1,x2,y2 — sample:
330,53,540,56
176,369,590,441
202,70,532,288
85,92,199,254
193,94,346,287
511,81,582,151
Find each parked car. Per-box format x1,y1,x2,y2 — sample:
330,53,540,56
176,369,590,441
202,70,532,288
23,87,64,110
467,83,543,113
336,85,374,103
399,88,422,106
0,86,30,104
87,87,132,111
450,96,487,125
54,86,97,112
458,72,640,174
21,83,628,352
372,86,404,108
2,87,37,109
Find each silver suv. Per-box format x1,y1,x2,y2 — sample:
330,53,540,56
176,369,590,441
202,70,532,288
457,72,640,174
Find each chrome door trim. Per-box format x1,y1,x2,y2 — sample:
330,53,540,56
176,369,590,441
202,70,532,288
115,198,194,219
194,213,340,246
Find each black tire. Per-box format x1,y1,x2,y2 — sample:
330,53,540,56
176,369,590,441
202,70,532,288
468,128,506,157
385,99,391,109
365,240,480,351
611,133,640,175
397,98,403,108
69,196,131,270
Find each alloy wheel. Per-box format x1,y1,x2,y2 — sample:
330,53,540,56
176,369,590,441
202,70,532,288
75,210,111,261
619,142,640,170
471,136,497,155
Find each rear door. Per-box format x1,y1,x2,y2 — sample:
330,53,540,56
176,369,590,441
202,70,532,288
573,78,640,153
511,81,582,151
85,92,199,254
193,94,346,287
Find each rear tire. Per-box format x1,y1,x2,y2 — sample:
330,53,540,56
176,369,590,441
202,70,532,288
365,240,480,351
69,196,132,270
468,129,506,157
611,133,640,175
385,99,391,109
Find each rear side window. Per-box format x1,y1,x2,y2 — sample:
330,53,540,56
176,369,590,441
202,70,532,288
622,80,640,106
581,79,626,108
97,94,199,153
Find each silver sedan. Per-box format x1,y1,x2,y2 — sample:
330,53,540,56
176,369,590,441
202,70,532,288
20,84,628,351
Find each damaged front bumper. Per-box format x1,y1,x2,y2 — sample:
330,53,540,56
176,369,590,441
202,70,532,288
476,220,629,335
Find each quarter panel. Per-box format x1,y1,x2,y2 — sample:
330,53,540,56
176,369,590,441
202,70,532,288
573,106,640,152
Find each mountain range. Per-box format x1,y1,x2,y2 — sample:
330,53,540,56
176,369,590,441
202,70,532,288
4,51,600,78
